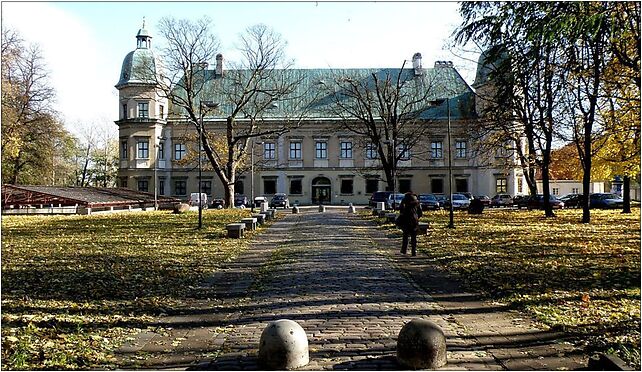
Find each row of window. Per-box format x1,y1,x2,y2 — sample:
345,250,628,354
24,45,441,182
122,102,164,120
124,139,470,161
129,175,511,197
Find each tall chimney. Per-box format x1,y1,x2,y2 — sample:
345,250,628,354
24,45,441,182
216,54,223,77
412,52,423,76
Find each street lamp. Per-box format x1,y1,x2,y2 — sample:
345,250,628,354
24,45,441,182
250,140,263,213
154,135,166,210
198,100,219,229
383,137,397,210
431,97,454,229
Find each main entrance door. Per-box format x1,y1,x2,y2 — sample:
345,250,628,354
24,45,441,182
311,177,331,204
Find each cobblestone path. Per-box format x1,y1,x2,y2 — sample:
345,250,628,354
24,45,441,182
117,209,588,370
206,211,502,370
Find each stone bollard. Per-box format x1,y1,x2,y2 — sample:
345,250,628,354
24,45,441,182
261,202,269,212
241,217,258,231
418,222,429,235
258,319,309,370
318,205,326,212
397,319,447,369
252,214,265,225
348,203,356,214
226,223,246,239
292,205,299,214
376,201,386,211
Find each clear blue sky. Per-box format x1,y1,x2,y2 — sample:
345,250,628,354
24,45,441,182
2,1,478,137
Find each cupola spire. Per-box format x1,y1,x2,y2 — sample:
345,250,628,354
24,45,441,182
136,17,152,49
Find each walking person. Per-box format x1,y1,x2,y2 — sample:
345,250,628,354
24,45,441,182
396,191,423,256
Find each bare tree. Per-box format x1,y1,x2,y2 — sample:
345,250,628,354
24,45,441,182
318,59,442,192
154,18,310,207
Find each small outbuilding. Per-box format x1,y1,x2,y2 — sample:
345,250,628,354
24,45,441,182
1,185,180,215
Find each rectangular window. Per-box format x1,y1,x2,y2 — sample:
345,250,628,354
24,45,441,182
159,105,164,119
201,180,212,195
431,141,443,158
263,179,277,195
399,143,410,160
158,142,165,159
137,140,149,159
455,179,468,193
174,143,186,160
174,180,187,196
399,179,411,193
365,143,378,159
552,187,559,196
137,179,149,192
366,179,379,194
159,179,165,195
496,178,507,193
517,178,523,194
340,179,354,194
290,179,303,195
120,177,128,188
431,178,444,194
137,102,149,118
455,141,467,158
315,141,327,159
235,180,244,195
121,141,128,159
122,104,127,119
340,141,353,159
572,187,579,194
289,141,302,159
264,142,276,159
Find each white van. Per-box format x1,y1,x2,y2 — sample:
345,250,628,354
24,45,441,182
189,193,208,208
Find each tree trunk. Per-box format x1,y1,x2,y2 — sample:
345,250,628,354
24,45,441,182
224,182,235,210
622,175,631,213
541,164,555,217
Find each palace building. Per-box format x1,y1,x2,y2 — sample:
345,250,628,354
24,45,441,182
115,25,525,205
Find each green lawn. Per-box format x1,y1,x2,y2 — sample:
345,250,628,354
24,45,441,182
1,209,257,370
367,207,641,368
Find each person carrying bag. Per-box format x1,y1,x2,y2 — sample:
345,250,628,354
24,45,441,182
397,191,423,256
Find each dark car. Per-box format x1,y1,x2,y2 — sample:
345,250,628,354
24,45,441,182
269,193,290,209
434,194,446,209
210,198,225,209
589,193,624,209
527,194,565,210
559,193,584,208
369,191,392,208
513,195,529,209
475,195,491,206
234,194,248,208
419,194,440,211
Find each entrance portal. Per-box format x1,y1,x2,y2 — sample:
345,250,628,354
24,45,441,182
311,177,331,204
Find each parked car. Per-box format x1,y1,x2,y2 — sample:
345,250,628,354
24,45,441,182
490,193,513,207
270,193,290,209
189,193,208,208
513,195,529,209
559,193,584,208
434,194,447,209
386,193,405,210
461,192,474,201
444,193,471,210
419,194,440,211
475,195,491,206
369,191,392,208
253,196,268,208
210,198,225,209
526,194,565,210
589,193,624,209
234,194,248,208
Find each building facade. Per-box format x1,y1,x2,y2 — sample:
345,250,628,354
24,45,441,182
115,25,525,205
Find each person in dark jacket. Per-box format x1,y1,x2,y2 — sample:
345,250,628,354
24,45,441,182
397,191,423,256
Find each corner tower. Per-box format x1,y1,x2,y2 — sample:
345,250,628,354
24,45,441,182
115,20,168,194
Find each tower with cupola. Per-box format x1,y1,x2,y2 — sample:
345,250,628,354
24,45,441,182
115,20,168,195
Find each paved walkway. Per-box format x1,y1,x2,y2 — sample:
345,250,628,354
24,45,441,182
116,210,588,370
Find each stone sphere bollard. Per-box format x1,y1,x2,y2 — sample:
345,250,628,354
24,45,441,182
292,205,299,214
397,319,447,369
173,203,190,214
258,319,309,370
318,205,326,212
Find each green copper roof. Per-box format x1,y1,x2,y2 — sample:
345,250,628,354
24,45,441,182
172,64,476,120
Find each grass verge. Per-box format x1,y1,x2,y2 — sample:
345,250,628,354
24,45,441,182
1,209,259,370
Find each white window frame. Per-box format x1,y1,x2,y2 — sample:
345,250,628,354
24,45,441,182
315,141,327,159
174,143,186,161
340,141,353,159
431,141,443,159
137,140,149,159
455,140,467,158
263,142,276,159
289,141,302,159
